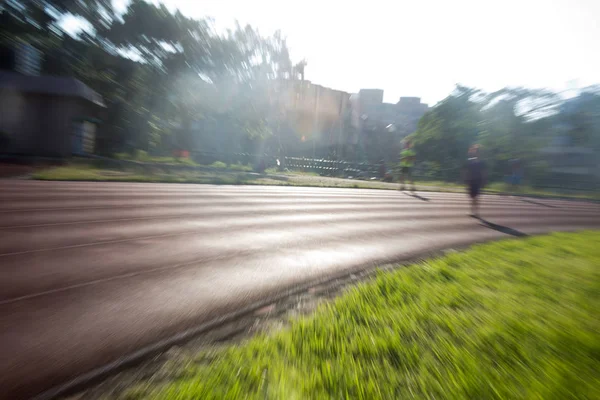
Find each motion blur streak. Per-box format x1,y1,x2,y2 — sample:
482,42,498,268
1,180,599,399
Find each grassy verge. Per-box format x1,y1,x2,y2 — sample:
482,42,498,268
31,164,599,200
29,165,393,187
32,165,258,185
484,182,596,199
124,231,600,400
114,152,200,166
265,167,320,176
30,165,443,191
113,152,255,171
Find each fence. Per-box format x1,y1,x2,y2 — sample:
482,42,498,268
87,149,600,194
282,157,381,178
182,150,382,178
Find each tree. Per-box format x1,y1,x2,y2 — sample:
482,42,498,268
1,0,115,39
410,86,481,180
557,90,600,148
2,0,295,156
410,85,565,182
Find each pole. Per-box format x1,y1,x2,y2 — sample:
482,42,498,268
313,86,320,160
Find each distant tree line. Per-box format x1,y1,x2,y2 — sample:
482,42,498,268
1,0,300,157
409,85,600,185
1,1,599,184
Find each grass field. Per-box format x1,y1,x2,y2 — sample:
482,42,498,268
32,165,257,185
122,231,600,400
31,164,600,201
30,165,466,192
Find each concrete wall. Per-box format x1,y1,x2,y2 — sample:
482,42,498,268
348,90,429,137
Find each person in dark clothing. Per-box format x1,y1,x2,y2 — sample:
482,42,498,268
465,144,486,217
509,158,523,188
378,160,387,180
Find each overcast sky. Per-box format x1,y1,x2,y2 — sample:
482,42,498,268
110,0,599,105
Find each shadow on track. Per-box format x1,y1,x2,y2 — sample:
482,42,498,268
476,217,528,237
403,192,430,202
520,198,559,208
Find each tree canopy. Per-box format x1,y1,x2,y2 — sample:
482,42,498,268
2,1,598,182
410,85,600,183
1,0,294,155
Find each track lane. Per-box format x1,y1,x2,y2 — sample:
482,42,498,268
0,180,598,399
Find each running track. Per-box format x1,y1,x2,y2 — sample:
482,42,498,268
1,180,599,399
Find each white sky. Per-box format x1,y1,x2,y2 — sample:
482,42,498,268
114,0,599,105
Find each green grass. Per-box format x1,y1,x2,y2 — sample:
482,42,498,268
227,162,254,172
265,167,320,176
113,153,253,171
486,182,600,200
209,161,228,169
124,231,600,400
113,151,199,166
205,161,253,171
31,164,599,201
30,165,397,189
32,166,254,185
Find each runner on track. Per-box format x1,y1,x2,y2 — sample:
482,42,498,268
400,140,416,191
465,144,486,217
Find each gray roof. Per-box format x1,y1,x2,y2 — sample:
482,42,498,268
0,70,105,107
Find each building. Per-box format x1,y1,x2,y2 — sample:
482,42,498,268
0,45,105,158
0,70,105,157
396,97,429,132
346,89,429,163
268,79,351,157
175,77,427,162
350,90,429,136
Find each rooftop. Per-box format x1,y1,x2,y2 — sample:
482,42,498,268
0,70,105,107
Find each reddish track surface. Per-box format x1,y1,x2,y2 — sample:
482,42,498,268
1,180,599,399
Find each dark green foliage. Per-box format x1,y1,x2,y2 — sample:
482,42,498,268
411,85,600,185
1,0,292,156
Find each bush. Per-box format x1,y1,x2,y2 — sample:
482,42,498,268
114,152,131,160
228,162,253,172
254,159,266,173
134,150,149,162
175,158,198,166
210,161,228,169
527,160,551,186
417,161,442,179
